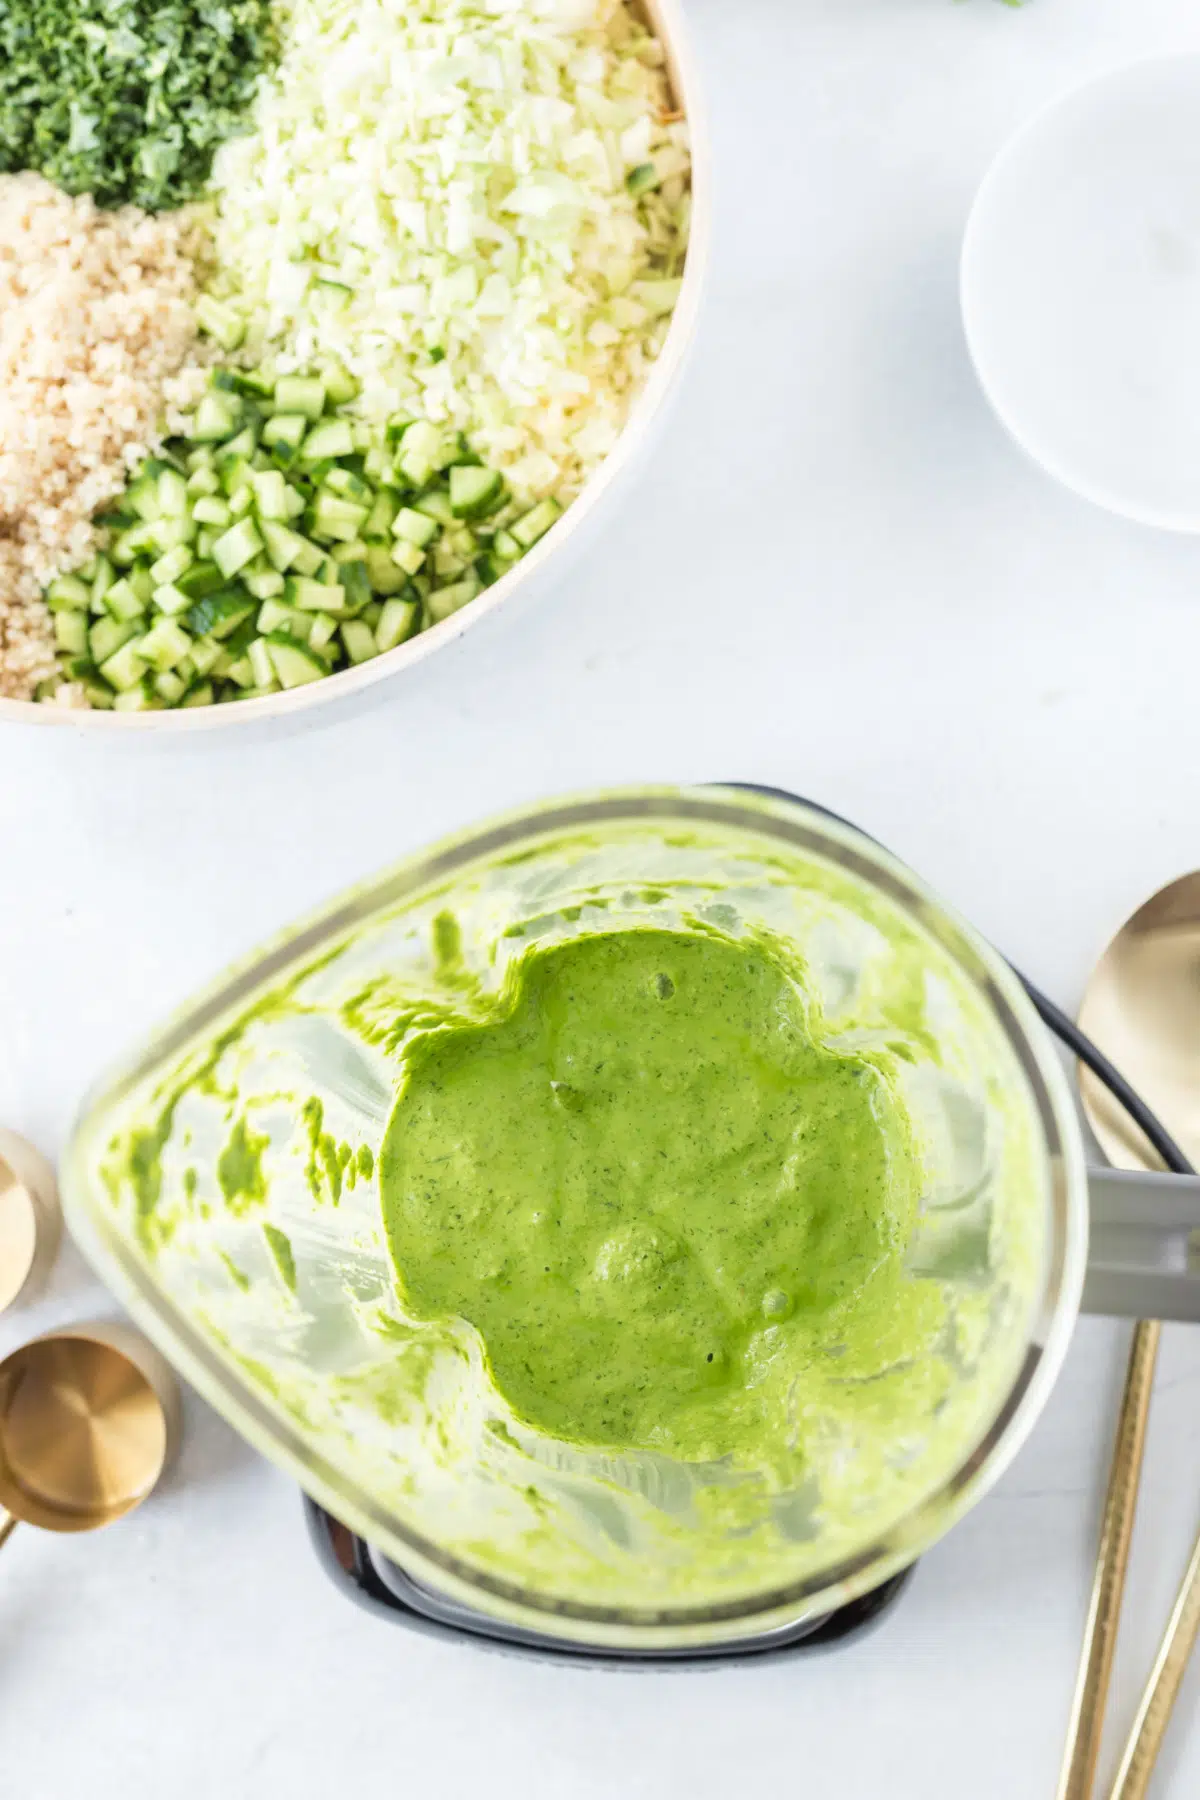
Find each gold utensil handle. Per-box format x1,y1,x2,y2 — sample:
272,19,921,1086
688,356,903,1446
1108,1521,1200,1800
0,1510,17,1551
1056,1318,1161,1800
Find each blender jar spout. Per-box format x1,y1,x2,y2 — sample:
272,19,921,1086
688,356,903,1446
1083,1169,1200,1321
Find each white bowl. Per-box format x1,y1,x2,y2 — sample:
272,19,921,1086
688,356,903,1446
4,0,708,733
962,54,1200,532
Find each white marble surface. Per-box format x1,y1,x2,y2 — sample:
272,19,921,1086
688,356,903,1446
4,1,1200,1794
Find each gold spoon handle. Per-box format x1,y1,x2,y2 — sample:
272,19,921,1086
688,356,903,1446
1056,1318,1161,1800
1108,1520,1200,1800
0,1510,17,1552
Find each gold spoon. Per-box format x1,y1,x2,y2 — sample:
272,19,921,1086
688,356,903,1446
1056,873,1200,1800
0,1322,180,1547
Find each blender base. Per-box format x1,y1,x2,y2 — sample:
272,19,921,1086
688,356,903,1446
304,1498,915,1667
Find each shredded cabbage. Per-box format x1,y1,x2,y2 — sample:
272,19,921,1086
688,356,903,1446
207,0,690,499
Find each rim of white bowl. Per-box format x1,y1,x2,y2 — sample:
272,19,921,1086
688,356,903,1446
2,0,710,733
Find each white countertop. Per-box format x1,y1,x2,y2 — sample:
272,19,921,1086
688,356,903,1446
4,1,1200,1794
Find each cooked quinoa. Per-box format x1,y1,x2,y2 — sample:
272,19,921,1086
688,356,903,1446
0,173,207,702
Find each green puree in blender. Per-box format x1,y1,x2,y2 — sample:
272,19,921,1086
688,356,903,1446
380,927,931,1466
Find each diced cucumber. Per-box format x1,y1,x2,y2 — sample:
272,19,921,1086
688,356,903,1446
154,668,188,705
104,578,148,623
192,390,243,442
212,519,263,579
127,467,163,521
157,466,189,518
340,619,378,665
152,583,193,617
185,592,255,639
90,616,139,665
193,496,232,528
186,465,221,498
307,612,338,652
311,491,369,542
195,295,246,351
510,498,562,549
330,538,370,566
247,637,278,690
100,639,149,692
260,520,311,574
90,557,116,609
214,366,273,400
390,539,426,577
176,563,227,601
252,470,291,520
218,456,254,500
300,419,356,462
392,506,440,548
363,445,391,483
113,681,156,712
189,637,223,677
425,578,479,624
413,487,455,526
256,599,298,636
363,490,399,540
149,544,193,586
449,464,505,519
46,575,92,612
111,521,159,565
339,560,371,611
264,632,327,687
376,596,420,652
273,377,326,421
147,514,195,555
82,680,115,710
394,420,444,487
321,360,360,405
37,356,522,714
221,426,260,461
365,546,410,595
54,611,88,655
473,552,505,586
245,567,285,600
138,618,193,672
285,576,346,613
262,414,308,457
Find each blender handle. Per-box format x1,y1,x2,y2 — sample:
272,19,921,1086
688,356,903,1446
1083,1168,1200,1322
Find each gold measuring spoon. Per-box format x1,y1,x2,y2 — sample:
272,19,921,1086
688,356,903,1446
0,1129,61,1316
0,1322,180,1549
1056,873,1200,1800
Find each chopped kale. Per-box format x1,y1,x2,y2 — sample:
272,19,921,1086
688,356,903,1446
0,0,277,210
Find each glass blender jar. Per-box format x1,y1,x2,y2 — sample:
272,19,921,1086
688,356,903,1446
61,787,1200,1655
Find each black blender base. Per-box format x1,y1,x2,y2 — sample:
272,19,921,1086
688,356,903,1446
304,1498,914,1667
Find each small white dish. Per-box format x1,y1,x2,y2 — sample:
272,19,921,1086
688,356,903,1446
962,54,1200,533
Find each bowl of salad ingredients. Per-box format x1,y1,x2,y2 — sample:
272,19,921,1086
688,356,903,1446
0,0,704,728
